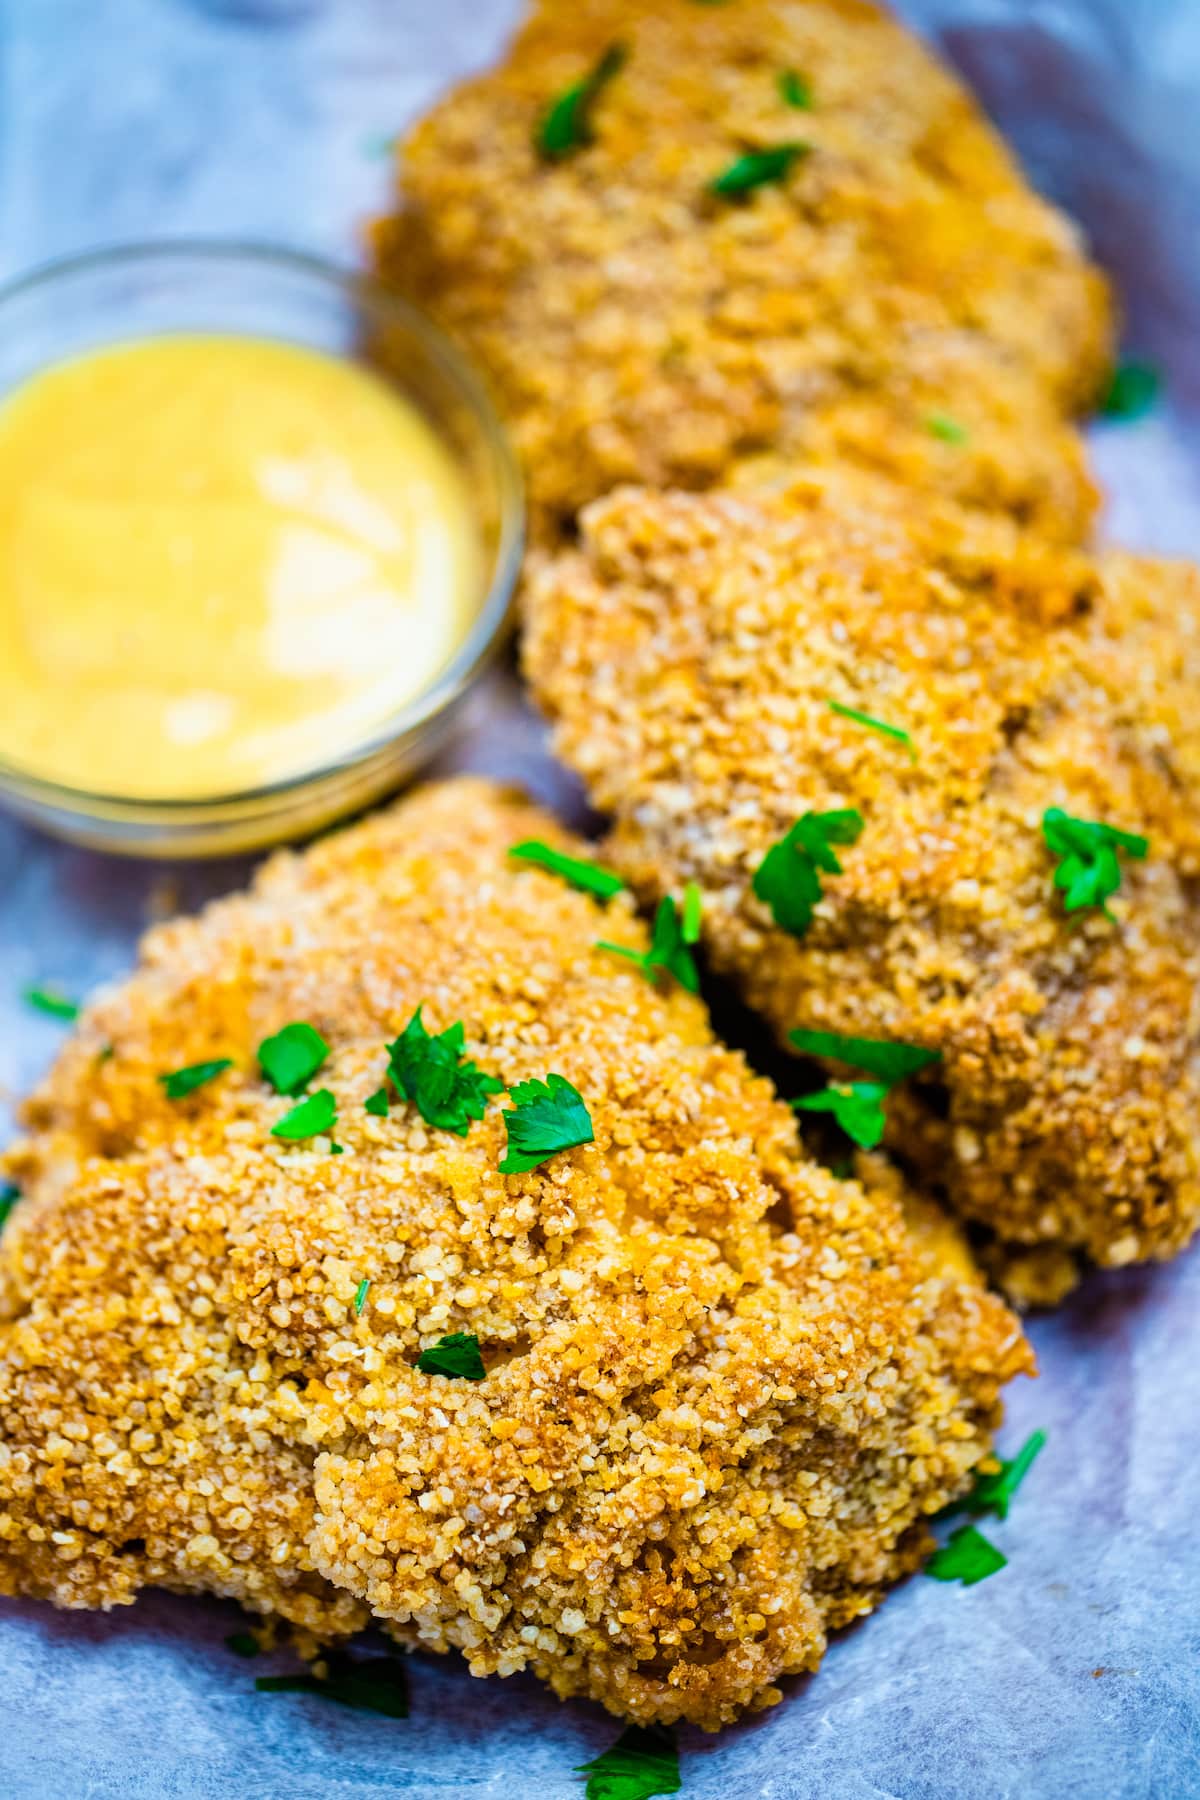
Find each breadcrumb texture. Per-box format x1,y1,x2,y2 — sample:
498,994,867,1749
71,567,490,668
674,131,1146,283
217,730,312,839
524,476,1200,1284
376,0,1112,544
0,779,1028,1729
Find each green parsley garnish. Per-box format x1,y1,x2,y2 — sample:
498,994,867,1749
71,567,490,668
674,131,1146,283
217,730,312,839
258,1022,329,1096
597,895,699,992
711,141,809,198
271,1088,338,1142
499,1073,594,1174
792,1080,889,1150
1101,356,1160,422
790,1032,939,1150
24,986,79,1022
1042,807,1148,919
963,1429,1046,1521
753,808,863,936
158,1058,233,1101
777,69,812,109
353,1278,370,1317
681,880,703,944
0,1183,18,1232
384,1007,503,1136
926,411,969,444
364,1087,390,1117
925,1524,1007,1587
788,1028,940,1084
508,839,625,900
536,42,627,161
416,1331,486,1381
257,1651,409,1719
827,700,915,758
225,1630,261,1659
577,1724,681,1800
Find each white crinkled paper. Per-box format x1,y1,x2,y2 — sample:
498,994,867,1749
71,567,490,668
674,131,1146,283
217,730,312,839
0,3,1198,1795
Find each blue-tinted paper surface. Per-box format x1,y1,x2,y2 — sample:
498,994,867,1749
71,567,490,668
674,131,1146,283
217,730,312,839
1,3,1198,1794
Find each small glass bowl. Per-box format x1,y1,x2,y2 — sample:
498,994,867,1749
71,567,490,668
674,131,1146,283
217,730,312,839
0,242,523,857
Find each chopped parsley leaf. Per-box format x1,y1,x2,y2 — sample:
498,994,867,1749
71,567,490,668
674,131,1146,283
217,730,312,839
790,1031,939,1147
416,1331,486,1381
0,1183,18,1232
1101,356,1160,422
499,1072,594,1174
711,141,809,198
159,1058,233,1100
353,1278,370,1317
645,896,700,989
258,1022,329,1096
270,1088,338,1142
964,1429,1046,1521
508,839,625,900
385,1007,503,1136
792,1080,889,1150
925,1524,1007,1587
681,880,703,944
536,42,627,161
598,896,699,992
364,1086,390,1118
788,1028,940,1084
24,985,79,1022
926,411,969,444
828,699,915,757
1042,807,1148,919
753,809,863,936
257,1651,409,1719
777,68,812,110
225,1631,261,1658
577,1723,681,1800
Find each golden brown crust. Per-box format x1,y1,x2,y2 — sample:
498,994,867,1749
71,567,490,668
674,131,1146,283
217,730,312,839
0,778,1027,1728
376,0,1112,543
523,476,1200,1283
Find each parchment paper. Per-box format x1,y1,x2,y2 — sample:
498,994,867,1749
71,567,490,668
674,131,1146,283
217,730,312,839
1,4,1198,1795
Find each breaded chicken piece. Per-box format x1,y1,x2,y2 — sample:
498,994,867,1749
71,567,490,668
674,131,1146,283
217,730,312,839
0,779,1028,1729
375,0,1112,544
523,476,1200,1294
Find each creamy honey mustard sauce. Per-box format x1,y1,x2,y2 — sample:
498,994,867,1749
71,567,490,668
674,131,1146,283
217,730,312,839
0,334,479,798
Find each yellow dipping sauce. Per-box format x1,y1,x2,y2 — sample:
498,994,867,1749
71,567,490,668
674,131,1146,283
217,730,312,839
0,334,479,798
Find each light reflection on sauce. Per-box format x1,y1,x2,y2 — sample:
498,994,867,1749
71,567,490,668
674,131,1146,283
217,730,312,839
0,334,479,798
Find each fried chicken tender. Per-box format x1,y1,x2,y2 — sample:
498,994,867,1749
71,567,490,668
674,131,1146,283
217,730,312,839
523,476,1200,1293
375,0,1112,545
0,779,1028,1729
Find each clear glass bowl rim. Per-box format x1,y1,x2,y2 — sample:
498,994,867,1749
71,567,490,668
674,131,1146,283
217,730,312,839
0,238,525,816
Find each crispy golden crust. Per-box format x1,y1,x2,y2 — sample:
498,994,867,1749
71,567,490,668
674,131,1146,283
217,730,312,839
375,0,1111,544
523,476,1200,1284
0,778,1027,1729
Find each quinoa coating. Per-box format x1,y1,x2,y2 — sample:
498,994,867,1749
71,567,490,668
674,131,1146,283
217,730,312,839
523,476,1200,1287
375,0,1112,545
0,779,1028,1729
